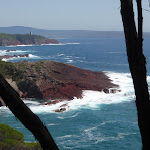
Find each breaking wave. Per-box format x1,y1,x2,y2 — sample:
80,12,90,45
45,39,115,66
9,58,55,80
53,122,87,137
0,72,136,114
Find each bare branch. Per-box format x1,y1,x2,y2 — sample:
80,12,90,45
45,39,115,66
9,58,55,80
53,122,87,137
143,8,150,12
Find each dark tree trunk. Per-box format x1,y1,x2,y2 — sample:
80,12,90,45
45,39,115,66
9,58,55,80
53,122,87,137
0,74,59,150
120,0,150,149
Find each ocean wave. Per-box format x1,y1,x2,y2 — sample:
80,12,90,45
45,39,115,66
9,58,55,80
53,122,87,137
66,43,80,45
6,46,17,47
48,123,59,126
6,45,34,47
0,72,138,114
57,54,65,57
55,72,135,111
82,123,137,144
2,53,39,61
57,112,80,119
10,50,29,53
28,54,39,58
66,60,73,63
27,100,70,114
0,51,7,56
1,49,29,53
16,44,35,47
94,132,137,144
0,106,12,115
108,52,125,54
5,72,136,114
40,43,65,46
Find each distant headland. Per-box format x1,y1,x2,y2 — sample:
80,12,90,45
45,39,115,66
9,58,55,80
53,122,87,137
0,33,59,46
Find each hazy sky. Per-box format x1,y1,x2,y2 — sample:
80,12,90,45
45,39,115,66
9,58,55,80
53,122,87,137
0,0,150,31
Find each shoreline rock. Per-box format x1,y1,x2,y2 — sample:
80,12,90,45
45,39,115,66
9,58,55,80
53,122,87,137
0,60,120,107
0,54,29,60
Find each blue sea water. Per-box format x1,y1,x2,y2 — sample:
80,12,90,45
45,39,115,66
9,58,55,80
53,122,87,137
1,37,150,149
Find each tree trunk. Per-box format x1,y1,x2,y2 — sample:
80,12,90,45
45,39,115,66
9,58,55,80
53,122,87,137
0,74,59,150
120,0,150,149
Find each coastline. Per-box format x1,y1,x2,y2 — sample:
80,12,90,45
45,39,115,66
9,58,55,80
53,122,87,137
0,60,120,110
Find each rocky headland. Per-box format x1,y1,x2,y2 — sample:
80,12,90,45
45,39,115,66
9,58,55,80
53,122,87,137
0,60,119,108
0,33,58,46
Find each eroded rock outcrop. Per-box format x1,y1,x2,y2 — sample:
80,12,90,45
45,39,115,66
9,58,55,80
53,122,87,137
0,54,29,60
0,60,120,106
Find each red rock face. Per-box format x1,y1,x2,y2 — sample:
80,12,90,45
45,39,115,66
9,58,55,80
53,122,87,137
42,83,83,100
14,61,120,104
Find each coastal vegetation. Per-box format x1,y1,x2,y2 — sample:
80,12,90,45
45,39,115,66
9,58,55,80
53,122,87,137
0,59,24,84
0,124,42,150
0,33,58,46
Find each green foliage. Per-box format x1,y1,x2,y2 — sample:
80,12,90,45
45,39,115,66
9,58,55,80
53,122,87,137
24,142,42,150
0,60,45,86
0,60,24,84
0,124,42,150
0,33,17,41
0,123,23,149
0,124,24,141
0,59,16,78
0,33,50,46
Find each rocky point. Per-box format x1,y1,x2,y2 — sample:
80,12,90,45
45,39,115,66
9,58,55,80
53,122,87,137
0,60,120,106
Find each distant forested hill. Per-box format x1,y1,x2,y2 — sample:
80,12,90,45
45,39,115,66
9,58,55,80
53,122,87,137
0,26,150,39
0,33,58,46
0,26,124,39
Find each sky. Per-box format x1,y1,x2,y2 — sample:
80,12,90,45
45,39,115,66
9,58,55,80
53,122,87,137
0,0,150,32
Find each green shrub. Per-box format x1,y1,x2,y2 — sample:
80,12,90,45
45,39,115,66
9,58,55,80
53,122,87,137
0,124,42,150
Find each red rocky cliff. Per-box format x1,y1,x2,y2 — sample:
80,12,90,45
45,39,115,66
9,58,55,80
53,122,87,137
0,60,119,105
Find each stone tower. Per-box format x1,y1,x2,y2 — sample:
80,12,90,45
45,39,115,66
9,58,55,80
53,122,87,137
30,31,32,36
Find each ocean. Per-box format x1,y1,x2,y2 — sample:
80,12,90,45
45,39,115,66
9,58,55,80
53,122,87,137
1,36,150,149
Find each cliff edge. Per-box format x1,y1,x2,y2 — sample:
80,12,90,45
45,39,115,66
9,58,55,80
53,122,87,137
0,60,119,105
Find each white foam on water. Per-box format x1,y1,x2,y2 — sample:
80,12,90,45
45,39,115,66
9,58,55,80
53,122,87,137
62,72,135,111
8,50,29,53
109,52,124,54
2,53,39,61
40,43,65,46
48,123,59,126
57,112,80,119
66,43,80,45
0,50,7,56
66,60,73,63
26,72,136,114
0,106,12,115
25,72,137,113
16,45,34,47
0,72,140,115
0,50,30,56
6,46,17,47
57,54,65,57
28,54,39,58
106,72,134,99
28,100,70,114
81,123,137,144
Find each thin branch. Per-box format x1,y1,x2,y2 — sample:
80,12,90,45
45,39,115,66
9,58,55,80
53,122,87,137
143,8,150,12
